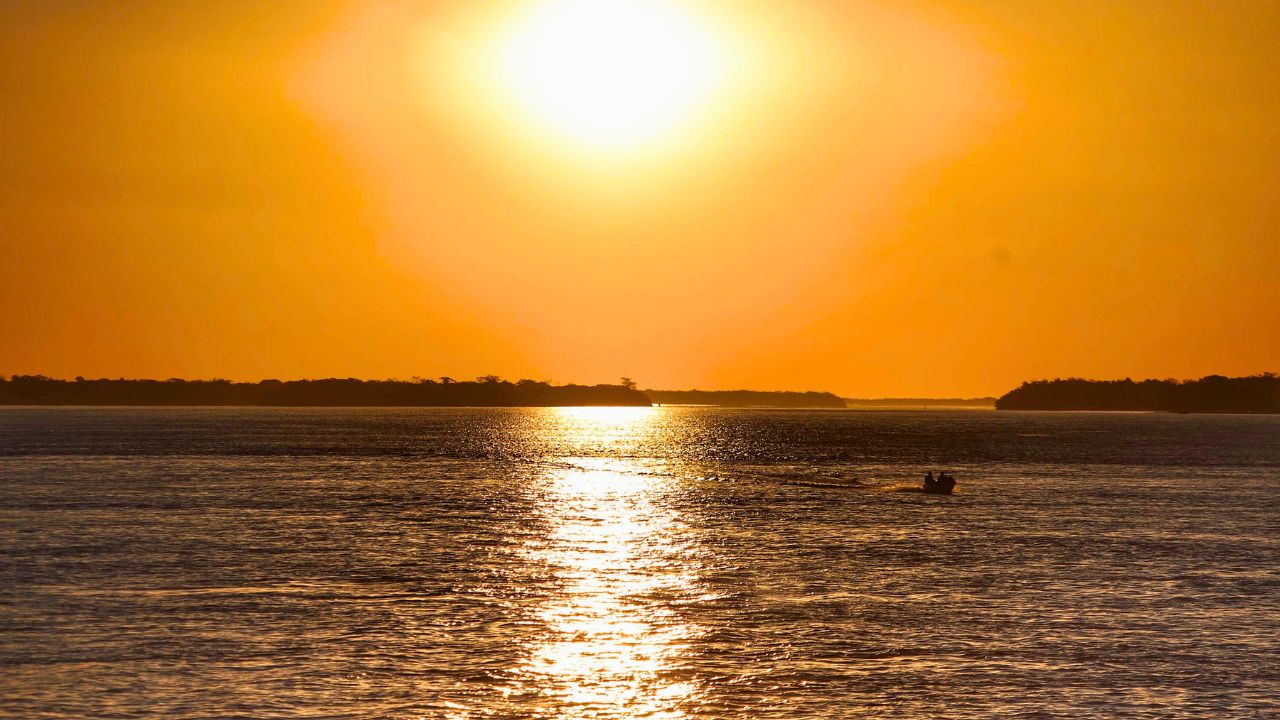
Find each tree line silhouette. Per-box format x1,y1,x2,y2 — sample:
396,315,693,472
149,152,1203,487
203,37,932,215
0,376,651,407
0,376,858,408
17,374,1270,411
995,374,1280,413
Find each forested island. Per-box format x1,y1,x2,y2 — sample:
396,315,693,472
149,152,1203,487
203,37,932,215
996,374,1280,413
0,376,651,407
646,389,845,407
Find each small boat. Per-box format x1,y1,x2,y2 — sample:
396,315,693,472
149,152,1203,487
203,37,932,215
922,474,956,494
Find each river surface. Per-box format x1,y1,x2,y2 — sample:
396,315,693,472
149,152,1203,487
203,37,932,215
1,407,1277,719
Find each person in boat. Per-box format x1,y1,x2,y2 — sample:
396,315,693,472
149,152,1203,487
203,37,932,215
924,470,935,486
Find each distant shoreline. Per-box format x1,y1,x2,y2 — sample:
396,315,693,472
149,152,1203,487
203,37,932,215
7,374,1275,412
646,389,844,408
843,397,995,409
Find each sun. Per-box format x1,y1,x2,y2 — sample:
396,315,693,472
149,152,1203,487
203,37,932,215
495,0,727,151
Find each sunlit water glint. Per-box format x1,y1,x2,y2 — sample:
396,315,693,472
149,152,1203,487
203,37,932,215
504,409,701,718
508,465,699,717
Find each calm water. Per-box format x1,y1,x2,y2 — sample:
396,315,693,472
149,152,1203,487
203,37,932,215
1,407,1278,719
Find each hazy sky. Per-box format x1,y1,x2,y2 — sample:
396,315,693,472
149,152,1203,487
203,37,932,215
3,1,1277,396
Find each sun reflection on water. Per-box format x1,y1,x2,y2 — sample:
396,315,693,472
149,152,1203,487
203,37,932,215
508,407,700,718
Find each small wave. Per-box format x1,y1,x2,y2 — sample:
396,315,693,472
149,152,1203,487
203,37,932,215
780,479,864,489
886,484,957,495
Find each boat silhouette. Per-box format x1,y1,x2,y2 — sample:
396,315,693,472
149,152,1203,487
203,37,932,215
922,473,956,494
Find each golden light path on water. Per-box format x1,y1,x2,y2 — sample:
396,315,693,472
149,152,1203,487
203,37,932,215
507,407,701,718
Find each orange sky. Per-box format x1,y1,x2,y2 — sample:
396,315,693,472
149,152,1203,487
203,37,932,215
2,1,1277,397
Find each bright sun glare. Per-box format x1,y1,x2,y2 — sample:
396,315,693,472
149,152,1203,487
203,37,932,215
497,0,726,150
